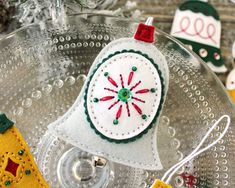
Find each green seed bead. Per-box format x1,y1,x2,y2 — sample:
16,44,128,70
25,170,31,175
118,88,131,102
113,119,118,125
132,66,137,72
104,72,109,77
150,88,156,93
142,114,147,120
18,150,24,156
93,98,99,103
5,181,11,186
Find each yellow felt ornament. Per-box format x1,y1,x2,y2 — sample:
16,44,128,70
0,113,49,188
151,179,172,188
226,69,235,103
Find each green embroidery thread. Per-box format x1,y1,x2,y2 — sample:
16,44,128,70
84,49,166,143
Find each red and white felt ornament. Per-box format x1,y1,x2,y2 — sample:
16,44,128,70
48,17,169,170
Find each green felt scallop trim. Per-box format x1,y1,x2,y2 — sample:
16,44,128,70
176,37,224,67
179,0,220,20
0,113,14,134
84,49,166,144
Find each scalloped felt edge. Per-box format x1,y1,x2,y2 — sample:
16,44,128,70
84,49,165,144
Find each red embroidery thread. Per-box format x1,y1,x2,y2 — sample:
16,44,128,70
135,89,150,94
132,103,142,115
130,81,141,91
116,105,123,119
108,100,120,110
104,88,118,94
128,71,134,85
174,16,217,44
126,102,130,117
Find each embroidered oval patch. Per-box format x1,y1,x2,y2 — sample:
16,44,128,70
84,50,165,143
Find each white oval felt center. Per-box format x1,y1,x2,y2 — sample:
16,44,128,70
86,52,162,140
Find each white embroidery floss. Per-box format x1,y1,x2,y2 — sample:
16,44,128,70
151,115,231,187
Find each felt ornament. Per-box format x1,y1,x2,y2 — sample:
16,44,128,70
226,42,235,103
49,17,169,170
47,18,231,187
171,0,227,73
0,113,49,188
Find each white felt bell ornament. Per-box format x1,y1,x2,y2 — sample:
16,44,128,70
226,42,235,103
49,17,169,170
171,0,227,73
48,17,231,187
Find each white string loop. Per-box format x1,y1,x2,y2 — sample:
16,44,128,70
145,17,153,26
161,115,231,184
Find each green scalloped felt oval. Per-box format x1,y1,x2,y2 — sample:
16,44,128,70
83,50,166,144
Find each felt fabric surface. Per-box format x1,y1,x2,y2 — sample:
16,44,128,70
48,38,169,170
171,0,227,73
0,121,49,187
151,179,172,188
178,0,219,20
226,42,235,103
85,50,163,142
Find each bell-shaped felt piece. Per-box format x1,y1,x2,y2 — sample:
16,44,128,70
171,0,227,73
48,37,169,170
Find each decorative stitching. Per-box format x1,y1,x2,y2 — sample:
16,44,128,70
89,53,160,137
0,127,47,187
0,152,26,184
56,127,159,167
51,38,168,168
84,50,165,143
10,128,46,187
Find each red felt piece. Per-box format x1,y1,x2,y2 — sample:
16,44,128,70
134,23,155,43
5,158,19,177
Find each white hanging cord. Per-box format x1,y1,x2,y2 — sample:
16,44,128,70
161,115,231,184
145,17,153,26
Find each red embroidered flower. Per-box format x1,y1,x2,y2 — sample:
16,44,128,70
93,66,156,125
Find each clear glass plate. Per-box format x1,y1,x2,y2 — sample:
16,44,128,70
0,14,234,188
